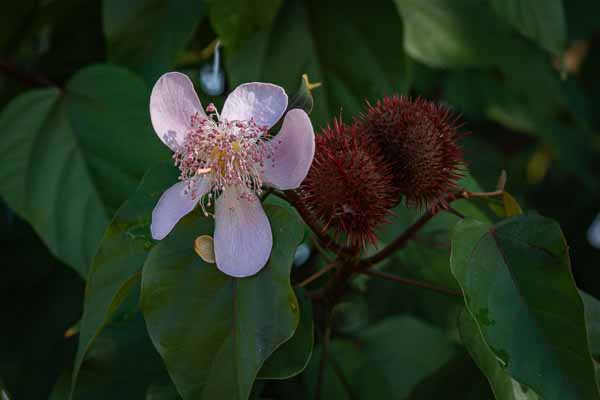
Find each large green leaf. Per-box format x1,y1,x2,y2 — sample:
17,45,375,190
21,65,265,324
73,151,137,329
407,352,497,399
206,0,283,50
459,309,541,400
365,172,486,330
394,0,569,76
489,0,566,55
304,316,456,399
103,0,204,82
70,164,175,397
582,291,600,359
451,215,600,400
393,0,513,68
55,301,178,400
257,289,314,380
0,65,167,275
226,0,409,127
394,0,595,188
141,201,304,400
443,69,596,188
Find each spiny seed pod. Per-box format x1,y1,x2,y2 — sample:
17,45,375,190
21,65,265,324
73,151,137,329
355,95,464,210
298,119,398,248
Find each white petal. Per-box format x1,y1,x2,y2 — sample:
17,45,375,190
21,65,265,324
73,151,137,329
261,109,315,190
151,178,208,240
213,187,273,277
220,83,287,129
150,72,206,151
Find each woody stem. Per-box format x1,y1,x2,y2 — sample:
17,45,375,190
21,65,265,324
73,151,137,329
274,190,347,257
358,191,467,270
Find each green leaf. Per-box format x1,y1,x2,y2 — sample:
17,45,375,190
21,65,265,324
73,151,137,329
393,0,512,68
54,308,178,400
451,215,600,400
501,192,523,217
365,172,486,331
207,0,283,50
487,192,523,218
459,309,541,400
304,316,456,399
0,65,167,275
375,171,488,283
407,352,497,399
257,289,314,380
489,0,566,55
443,70,597,189
226,0,410,127
581,291,600,359
103,0,204,83
70,164,175,399
141,201,304,400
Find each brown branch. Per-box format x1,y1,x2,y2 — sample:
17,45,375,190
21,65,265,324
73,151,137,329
446,206,465,219
328,351,358,400
295,261,338,288
361,208,438,267
311,258,358,304
463,189,503,198
360,192,466,269
359,269,462,297
0,59,57,88
274,190,346,256
312,192,473,303
312,238,335,263
315,323,332,400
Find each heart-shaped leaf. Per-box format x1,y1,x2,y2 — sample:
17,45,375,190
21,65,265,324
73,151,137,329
206,0,283,50
459,308,541,400
103,0,204,82
226,0,410,127
0,65,167,276
257,289,314,380
71,164,176,397
141,200,304,399
451,215,600,400
489,0,566,56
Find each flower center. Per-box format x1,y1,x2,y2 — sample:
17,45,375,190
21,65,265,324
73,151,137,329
173,104,274,215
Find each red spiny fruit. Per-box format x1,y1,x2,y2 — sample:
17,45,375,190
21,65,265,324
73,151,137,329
298,119,398,249
355,95,464,210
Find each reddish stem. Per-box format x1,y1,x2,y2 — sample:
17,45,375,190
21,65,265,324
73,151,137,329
359,269,461,297
275,190,347,256
359,191,465,269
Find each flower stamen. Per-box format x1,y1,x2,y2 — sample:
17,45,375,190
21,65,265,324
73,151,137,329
173,106,275,216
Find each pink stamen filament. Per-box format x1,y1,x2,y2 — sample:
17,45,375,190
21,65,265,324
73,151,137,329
173,108,275,216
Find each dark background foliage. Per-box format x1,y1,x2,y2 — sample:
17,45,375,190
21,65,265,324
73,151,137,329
1,0,599,399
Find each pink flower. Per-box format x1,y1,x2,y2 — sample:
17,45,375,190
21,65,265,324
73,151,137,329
149,72,315,277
